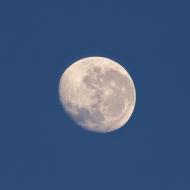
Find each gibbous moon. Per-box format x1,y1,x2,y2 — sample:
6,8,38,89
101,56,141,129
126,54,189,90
59,57,136,133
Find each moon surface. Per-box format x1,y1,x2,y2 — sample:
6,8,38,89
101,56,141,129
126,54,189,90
59,57,136,133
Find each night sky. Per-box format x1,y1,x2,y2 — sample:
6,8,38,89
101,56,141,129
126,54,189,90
0,0,190,189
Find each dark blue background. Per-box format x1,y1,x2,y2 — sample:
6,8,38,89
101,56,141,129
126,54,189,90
0,0,189,189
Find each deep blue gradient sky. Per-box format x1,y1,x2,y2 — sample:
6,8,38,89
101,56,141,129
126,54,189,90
0,0,190,189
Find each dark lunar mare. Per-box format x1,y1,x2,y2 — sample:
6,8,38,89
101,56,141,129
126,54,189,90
83,67,134,118
73,107,105,127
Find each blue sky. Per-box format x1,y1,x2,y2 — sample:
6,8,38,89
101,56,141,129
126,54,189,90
0,0,189,189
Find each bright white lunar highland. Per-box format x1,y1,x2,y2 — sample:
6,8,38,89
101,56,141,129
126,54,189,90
59,57,136,133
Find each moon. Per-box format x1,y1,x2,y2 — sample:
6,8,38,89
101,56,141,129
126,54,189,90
59,57,136,133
